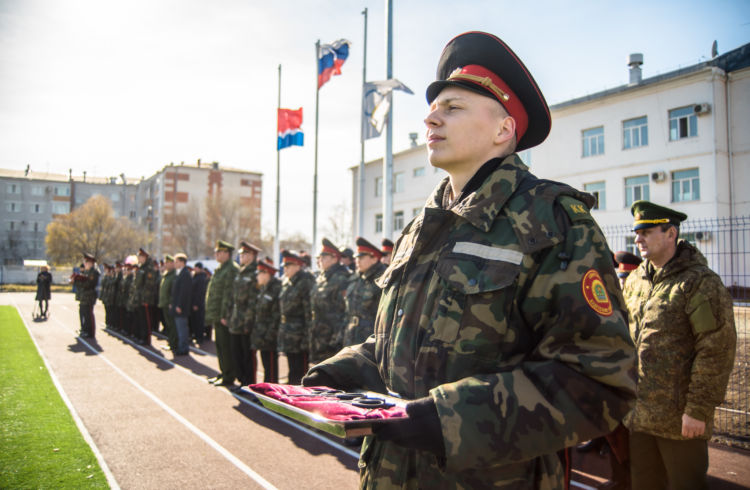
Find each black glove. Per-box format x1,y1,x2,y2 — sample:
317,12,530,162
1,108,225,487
301,369,351,390
373,396,445,460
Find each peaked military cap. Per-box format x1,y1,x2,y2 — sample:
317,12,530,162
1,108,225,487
115,261,122,267
381,238,394,254
164,254,174,262
426,31,551,152
299,251,312,267
614,250,642,277
281,250,304,267
137,248,149,257
318,238,341,258
631,200,687,231
257,260,278,275
340,247,354,259
214,240,234,252
238,240,261,254
83,252,96,262
194,261,204,269
356,237,383,258
174,253,187,262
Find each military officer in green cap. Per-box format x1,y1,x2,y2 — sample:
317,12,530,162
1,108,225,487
205,240,239,387
623,200,736,490
158,254,177,350
302,31,636,488
229,240,261,388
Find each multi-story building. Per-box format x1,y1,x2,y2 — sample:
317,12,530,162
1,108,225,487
351,42,749,284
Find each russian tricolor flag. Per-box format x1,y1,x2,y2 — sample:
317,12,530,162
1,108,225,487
318,39,351,89
278,108,303,150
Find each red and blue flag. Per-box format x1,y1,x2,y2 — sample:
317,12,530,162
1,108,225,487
318,39,351,89
277,108,303,150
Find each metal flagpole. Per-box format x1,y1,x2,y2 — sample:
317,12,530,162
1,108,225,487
383,0,394,241
358,8,368,238
313,40,320,264
274,64,281,268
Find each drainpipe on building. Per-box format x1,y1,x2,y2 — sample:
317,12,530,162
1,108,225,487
723,69,736,286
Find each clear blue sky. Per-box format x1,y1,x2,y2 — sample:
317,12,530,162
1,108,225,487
1,0,748,240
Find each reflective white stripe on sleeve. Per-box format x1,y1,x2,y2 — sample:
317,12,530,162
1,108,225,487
452,242,524,264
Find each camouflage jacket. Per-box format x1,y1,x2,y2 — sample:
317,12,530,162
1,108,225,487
252,276,282,351
131,257,160,306
278,270,313,354
98,274,114,305
205,259,239,326
309,263,351,364
343,261,386,347
229,262,258,335
312,155,636,488
74,268,100,305
122,274,136,311
623,240,736,440
158,269,176,309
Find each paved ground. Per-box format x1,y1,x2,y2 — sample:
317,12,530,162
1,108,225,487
4,291,750,489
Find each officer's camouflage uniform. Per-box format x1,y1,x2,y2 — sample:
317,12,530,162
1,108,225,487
309,262,351,364
343,261,386,346
159,268,177,349
229,261,258,385
131,257,160,344
312,155,636,488
205,259,239,383
278,271,313,354
122,272,136,335
253,275,282,382
98,272,114,327
623,240,736,440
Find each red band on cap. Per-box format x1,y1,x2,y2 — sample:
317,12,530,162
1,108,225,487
357,244,382,258
618,263,638,273
321,245,341,258
448,64,529,143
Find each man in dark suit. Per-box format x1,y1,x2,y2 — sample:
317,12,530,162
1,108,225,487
190,262,209,343
170,253,193,356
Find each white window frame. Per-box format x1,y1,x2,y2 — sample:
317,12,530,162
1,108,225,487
582,126,604,157
413,167,425,177
375,176,382,197
624,175,650,207
623,116,648,149
584,181,606,210
375,213,383,233
669,106,697,141
671,168,700,202
394,172,405,193
393,210,404,231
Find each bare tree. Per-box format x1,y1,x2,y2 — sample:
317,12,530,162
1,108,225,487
322,201,353,249
203,194,261,251
46,195,150,265
168,200,209,257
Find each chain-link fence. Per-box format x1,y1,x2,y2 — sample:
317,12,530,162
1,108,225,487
601,216,750,446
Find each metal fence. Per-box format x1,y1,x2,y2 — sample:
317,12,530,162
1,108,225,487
601,216,750,446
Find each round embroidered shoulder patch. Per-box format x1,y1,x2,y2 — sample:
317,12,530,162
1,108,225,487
581,269,613,316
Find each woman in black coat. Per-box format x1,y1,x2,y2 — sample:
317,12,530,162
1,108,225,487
35,265,52,317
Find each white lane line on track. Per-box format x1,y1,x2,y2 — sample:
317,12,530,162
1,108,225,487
101,322,360,460
41,310,277,490
11,302,120,490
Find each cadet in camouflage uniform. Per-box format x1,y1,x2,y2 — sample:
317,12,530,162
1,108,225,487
112,262,124,332
309,238,351,364
205,240,239,387
72,253,100,339
158,255,177,350
229,241,261,388
131,248,160,346
380,238,394,265
253,259,282,383
303,32,636,489
98,264,115,328
342,237,386,346
122,263,137,337
623,201,737,490
278,250,313,385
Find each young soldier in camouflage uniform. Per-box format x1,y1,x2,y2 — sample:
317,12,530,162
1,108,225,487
72,253,100,339
205,240,239,387
158,255,177,350
131,248,160,346
278,250,313,385
253,259,281,383
623,201,737,490
342,237,386,346
229,241,261,388
303,32,636,489
309,238,351,364
98,264,114,328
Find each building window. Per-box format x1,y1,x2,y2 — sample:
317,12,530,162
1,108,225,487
375,176,383,197
394,172,405,193
6,183,20,194
584,181,606,210
52,203,69,214
623,116,648,149
129,210,136,218
625,175,650,207
393,211,404,231
669,106,697,140
375,213,383,233
111,193,120,202
34,222,39,232
582,127,604,157
625,237,640,257
412,207,421,217
413,167,425,177
672,168,700,202
6,202,20,212
54,185,70,196
31,185,44,196
31,203,42,213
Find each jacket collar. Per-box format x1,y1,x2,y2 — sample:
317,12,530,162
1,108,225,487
425,154,529,233
644,240,707,282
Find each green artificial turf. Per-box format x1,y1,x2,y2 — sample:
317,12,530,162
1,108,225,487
0,306,109,488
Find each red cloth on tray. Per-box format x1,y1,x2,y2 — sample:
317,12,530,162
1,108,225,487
248,383,407,421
